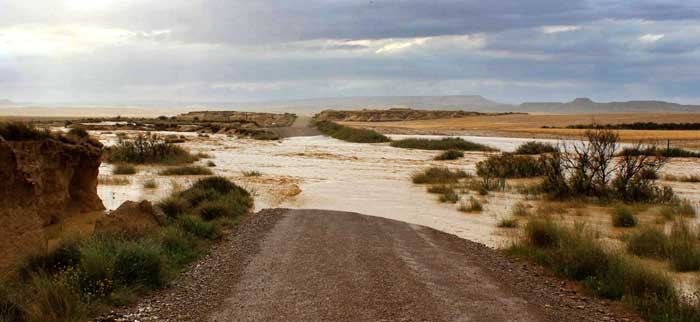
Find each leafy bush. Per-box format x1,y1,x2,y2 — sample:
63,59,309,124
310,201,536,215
159,227,200,266
411,167,469,184
515,141,558,155
0,122,52,141
159,166,213,176
476,153,544,179
314,121,390,143
390,137,496,151
627,226,670,258
112,164,137,175
106,133,199,164
434,149,464,160
178,215,221,240
438,189,459,203
612,206,638,227
113,240,167,289
524,218,563,248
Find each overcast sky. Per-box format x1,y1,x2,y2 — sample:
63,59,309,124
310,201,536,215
1,0,700,104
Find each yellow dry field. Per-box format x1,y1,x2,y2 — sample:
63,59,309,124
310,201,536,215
341,113,700,143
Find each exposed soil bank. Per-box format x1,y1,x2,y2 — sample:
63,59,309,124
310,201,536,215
111,209,640,322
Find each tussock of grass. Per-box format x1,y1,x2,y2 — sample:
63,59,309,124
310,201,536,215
515,141,558,155
497,218,518,228
98,176,130,186
512,202,531,217
438,189,459,204
434,150,464,160
412,167,469,184
627,226,670,258
458,197,483,213
159,166,212,176
112,164,137,175
106,133,199,165
315,121,390,143
612,206,638,228
143,179,158,189
242,170,262,177
508,220,696,322
391,137,496,151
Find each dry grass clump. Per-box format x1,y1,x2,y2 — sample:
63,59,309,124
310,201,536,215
98,176,130,186
611,205,638,228
391,137,496,151
497,218,518,228
242,170,262,177
663,174,700,182
434,149,464,160
112,164,137,175
627,222,700,272
476,153,544,179
159,166,213,176
514,141,558,155
512,202,531,217
143,179,158,189
411,167,470,184
458,197,483,213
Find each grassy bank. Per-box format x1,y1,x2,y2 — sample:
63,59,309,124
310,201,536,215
314,121,390,143
508,219,700,322
0,177,252,322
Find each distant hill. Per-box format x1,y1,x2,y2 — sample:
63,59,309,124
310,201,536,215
519,98,700,113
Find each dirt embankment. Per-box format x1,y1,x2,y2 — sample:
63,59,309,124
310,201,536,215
177,111,297,127
315,108,516,122
0,134,104,274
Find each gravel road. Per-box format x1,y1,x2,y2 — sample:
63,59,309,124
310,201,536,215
109,209,642,322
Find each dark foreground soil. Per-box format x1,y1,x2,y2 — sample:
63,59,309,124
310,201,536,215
102,209,642,322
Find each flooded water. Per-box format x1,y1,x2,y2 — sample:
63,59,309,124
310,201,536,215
94,131,700,248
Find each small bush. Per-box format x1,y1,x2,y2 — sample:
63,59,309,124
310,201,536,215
438,189,459,203
612,206,638,228
143,179,158,189
627,226,670,258
206,161,216,167
511,202,531,216
242,170,262,177
524,218,563,248
106,133,199,165
0,122,52,141
515,141,558,155
668,222,700,272
159,166,212,176
314,121,390,143
160,227,200,266
113,164,137,175
412,167,469,184
157,196,189,219
391,137,496,151
24,273,87,322
178,215,221,240
497,218,518,228
434,150,464,161
113,240,167,289
476,153,544,179
426,185,453,194
458,197,483,213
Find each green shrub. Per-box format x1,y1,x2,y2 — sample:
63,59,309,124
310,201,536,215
157,196,189,219
458,197,483,213
159,166,212,176
390,137,496,151
113,164,136,175
612,206,638,227
22,239,82,277
515,141,558,155
497,218,518,228
524,218,563,248
627,226,670,258
0,122,52,141
160,227,201,266
438,189,459,203
476,153,544,179
113,240,167,289
106,133,199,164
24,273,87,322
178,215,221,240
434,150,464,160
411,167,469,184
314,121,390,143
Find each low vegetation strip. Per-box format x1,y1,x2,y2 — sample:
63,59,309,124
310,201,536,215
106,133,200,165
0,177,253,322
159,166,213,176
476,153,544,179
508,219,700,322
390,137,497,151
618,146,700,158
411,167,470,184
514,141,558,155
562,122,700,131
314,120,390,143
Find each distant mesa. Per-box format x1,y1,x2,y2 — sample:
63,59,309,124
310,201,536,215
519,98,700,113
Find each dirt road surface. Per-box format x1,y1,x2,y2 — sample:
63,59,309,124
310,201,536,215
111,209,641,322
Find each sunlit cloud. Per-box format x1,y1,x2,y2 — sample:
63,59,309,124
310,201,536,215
541,25,581,34
639,33,665,43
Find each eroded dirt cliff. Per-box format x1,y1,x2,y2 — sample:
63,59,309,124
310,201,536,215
0,134,104,274
314,108,500,122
